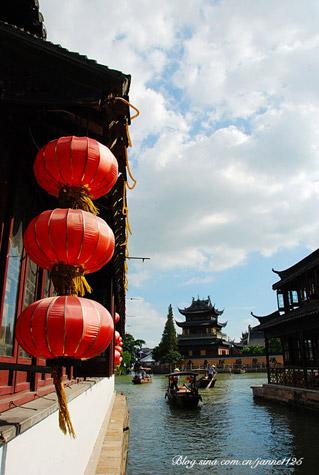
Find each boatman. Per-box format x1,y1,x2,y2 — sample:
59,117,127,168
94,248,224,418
208,364,217,378
172,368,180,390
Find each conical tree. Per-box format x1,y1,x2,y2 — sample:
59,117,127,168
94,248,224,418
153,305,181,366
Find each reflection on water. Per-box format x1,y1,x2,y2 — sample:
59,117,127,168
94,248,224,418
116,374,319,475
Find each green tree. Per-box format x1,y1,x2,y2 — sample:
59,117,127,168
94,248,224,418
122,333,145,360
241,345,264,355
153,305,182,366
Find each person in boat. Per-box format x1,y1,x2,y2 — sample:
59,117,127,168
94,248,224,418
170,368,180,391
134,360,142,371
207,364,217,379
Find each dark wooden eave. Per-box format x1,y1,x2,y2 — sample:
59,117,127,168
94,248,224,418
177,338,231,347
256,300,319,331
251,310,280,325
175,319,227,328
272,249,319,290
0,20,131,106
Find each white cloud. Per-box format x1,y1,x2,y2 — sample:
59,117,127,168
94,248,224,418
180,275,215,286
40,0,319,281
128,269,151,288
125,298,166,346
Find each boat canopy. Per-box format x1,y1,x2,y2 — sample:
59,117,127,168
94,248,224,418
166,372,198,377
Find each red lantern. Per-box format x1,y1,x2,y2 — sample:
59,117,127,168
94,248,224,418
114,349,122,366
115,312,120,324
24,209,115,274
34,136,118,200
16,296,114,359
115,330,121,343
115,345,123,353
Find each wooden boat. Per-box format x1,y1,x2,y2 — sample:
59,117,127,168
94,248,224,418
233,368,246,374
198,373,216,389
165,372,202,408
132,368,152,384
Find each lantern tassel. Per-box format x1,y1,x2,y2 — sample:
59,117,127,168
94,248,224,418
76,275,92,297
80,194,99,215
52,366,75,438
58,185,99,215
51,265,92,297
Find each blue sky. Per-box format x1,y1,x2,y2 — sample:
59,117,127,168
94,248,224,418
41,0,319,345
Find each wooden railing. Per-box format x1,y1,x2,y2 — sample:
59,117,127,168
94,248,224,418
269,366,319,389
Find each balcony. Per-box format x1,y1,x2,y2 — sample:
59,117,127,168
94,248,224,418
178,334,217,339
269,366,319,389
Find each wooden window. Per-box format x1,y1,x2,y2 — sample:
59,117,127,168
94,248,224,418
19,259,39,358
277,291,284,310
304,339,314,362
288,337,301,365
188,350,193,356
0,222,23,356
218,348,226,355
200,349,206,356
23,260,38,308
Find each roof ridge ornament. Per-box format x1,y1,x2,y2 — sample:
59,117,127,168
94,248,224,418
272,268,281,275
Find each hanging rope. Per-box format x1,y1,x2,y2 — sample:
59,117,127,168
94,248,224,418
120,182,132,246
124,145,137,190
114,97,140,121
115,97,139,190
114,97,140,292
120,181,133,291
124,247,129,291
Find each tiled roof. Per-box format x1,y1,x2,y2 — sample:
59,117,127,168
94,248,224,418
0,20,130,91
256,300,319,330
272,249,319,289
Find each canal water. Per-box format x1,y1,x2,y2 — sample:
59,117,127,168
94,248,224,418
116,373,319,475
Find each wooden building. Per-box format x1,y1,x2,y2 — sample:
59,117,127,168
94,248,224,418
241,323,265,347
0,2,132,472
252,249,319,409
176,297,231,360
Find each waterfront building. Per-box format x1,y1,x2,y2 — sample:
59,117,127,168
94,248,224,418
139,348,155,367
241,324,265,347
252,249,319,410
0,2,131,472
176,297,231,363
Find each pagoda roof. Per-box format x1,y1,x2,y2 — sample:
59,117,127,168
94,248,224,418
272,248,319,289
175,320,227,328
178,296,224,317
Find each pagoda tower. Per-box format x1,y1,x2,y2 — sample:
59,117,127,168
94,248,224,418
176,296,231,361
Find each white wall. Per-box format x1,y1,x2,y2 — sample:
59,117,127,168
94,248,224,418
4,377,114,475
